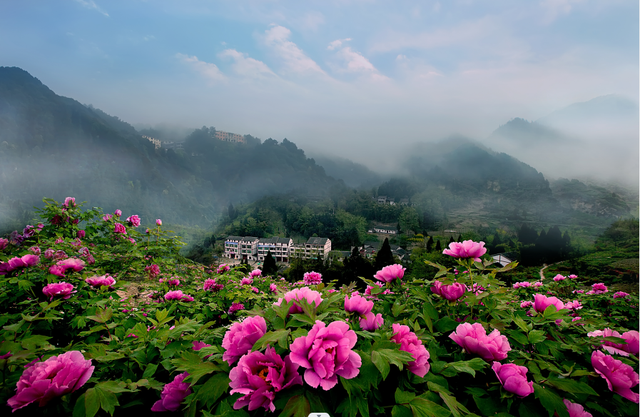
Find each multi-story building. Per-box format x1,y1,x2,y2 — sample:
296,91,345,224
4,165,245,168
225,235,331,262
214,130,245,144
302,237,331,260
256,237,293,262
224,236,258,260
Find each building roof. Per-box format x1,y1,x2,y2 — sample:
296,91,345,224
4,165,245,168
226,236,244,241
307,237,330,245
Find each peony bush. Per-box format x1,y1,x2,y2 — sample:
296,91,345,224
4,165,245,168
0,198,637,416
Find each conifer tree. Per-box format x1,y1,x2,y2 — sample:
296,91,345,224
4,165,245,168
263,250,278,276
374,238,395,270
435,240,442,252
426,236,434,252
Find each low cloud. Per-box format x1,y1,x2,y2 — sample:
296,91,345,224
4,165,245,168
218,49,277,79
264,25,326,76
175,53,227,83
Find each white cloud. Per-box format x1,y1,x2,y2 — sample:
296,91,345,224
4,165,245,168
263,25,326,75
218,49,277,79
327,38,351,51
175,53,226,82
328,39,389,81
74,0,109,17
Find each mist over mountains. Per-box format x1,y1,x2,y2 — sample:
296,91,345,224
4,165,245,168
0,66,636,238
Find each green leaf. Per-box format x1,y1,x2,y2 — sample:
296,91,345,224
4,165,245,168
396,388,417,404
73,393,86,417
423,303,439,321
509,331,529,346
252,329,291,351
393,405,414,417
533,383,569,417
378,348,415,370
372,350,391,380
435,317,459,333
84,388,100,417
95,380,133,394
393,302,406,317
143,363,158,379
512,316,530,333
279,394,311,417
410,397,451,417
172,352,220,385
195,373,230,408
545,377,598,396
528,330,546,344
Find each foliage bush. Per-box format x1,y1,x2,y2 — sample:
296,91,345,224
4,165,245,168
0,198,638,416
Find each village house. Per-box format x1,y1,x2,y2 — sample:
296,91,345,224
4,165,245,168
257,237,293,262
224,235,331,262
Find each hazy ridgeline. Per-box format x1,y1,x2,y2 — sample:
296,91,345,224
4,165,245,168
0,67,637,250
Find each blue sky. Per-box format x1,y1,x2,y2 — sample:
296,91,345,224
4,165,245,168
1,0,637,169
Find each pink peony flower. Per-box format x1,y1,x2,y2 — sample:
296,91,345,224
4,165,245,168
565,300,582,310
151,372,192,412
533,281,543,288
589,283,608,294
360,312,384,331
614,291,630,299
192,341,211,351
7,257,26,270
249,269,262,278
164,290,194,302
269,283,278,293
53,250,67,260
568,274,578,279
591,350,639,403
77,230,85,239
344,293,374,316
29,246,41,255
48,265,66,277
126,215,141,227
42,282,75,301
533,294,564,313
56,257,85,272
450,323,511,362
63,197,76,208
513,281,531,289
85,275,116,288
7,351,94,411
553,274,566,282
240,277,253,285
0,238,8,250
290,320,361,390
156,219,162,226
114,223,127,234
103,214,112,222
431,280,466,301
442,240,486,262
229,347,302,412
374,264,405,283
520,301,533,308
391,324,430,377
273,287,323,316
228,302,244,314
563,399,592,417
588,329,639,356
159,278,180,286
492,362,534,397
145,264,160,278
203,279,223,292
303,271,323,285
114,209,122,217
217,264,230,274
222,316,267,365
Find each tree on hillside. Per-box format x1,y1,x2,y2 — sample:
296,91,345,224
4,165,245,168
426,236,434,252
263,251,278,276
435,240,442,252
374,238,395,270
